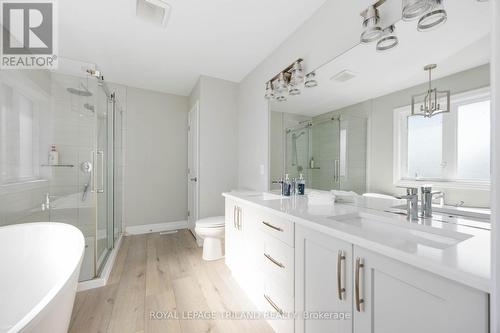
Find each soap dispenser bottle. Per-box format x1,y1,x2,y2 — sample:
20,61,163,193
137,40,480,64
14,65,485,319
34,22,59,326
297,173,305,195
48,145,59,165
283,174,291,196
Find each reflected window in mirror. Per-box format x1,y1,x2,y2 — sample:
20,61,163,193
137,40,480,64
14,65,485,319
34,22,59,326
395,87,490,188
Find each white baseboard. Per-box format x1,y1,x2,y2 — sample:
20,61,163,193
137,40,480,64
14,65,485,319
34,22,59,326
77,233,123,292
125,220,188,235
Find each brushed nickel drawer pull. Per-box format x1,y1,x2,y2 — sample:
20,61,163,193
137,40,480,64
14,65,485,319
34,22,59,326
264,294,284,315
264,253,285,268
233,206,237,229
262,221,283,232
355,257,364,312
337,250,346,300
237,207,242,230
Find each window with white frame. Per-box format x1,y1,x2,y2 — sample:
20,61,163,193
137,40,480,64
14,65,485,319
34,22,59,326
0,82,40,184
394,87,490,188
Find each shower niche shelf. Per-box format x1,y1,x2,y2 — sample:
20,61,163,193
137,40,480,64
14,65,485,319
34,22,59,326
41,164,75,168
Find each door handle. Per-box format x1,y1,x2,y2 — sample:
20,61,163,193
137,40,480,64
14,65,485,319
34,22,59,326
334,159,340,183
337,250,346,300
190,177,198,182
355,257,364,312
97,150,104,193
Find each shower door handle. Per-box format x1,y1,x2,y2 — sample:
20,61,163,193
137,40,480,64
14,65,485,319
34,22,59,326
91,151,96,193
96,150,105,193
333,160,340,183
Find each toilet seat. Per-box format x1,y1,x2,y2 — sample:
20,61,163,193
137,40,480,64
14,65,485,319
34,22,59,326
196,216,225,228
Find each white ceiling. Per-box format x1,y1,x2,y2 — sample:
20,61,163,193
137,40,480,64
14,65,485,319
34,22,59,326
58,0,328,95
272,1,491,116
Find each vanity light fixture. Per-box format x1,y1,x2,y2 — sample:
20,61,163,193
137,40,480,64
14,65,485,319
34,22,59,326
264,59,317,101
402,0,432,21
360,1,387,43
411,64,450,117
289,61,305,95
304,71,318,88
274,72,288,102
376,25,398,51
264,81,274,100
417,0,447,31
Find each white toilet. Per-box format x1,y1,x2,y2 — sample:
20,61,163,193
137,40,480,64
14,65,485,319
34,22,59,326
195,216,225,261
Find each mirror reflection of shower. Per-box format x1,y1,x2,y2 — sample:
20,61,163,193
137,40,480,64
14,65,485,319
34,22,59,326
285,125,310,183
290,130,306,173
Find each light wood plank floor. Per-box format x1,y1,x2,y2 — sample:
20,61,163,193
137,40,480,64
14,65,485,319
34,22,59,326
69,230,274,333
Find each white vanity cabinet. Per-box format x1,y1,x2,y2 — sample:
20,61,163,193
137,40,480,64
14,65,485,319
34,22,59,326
353,246,489,333
225,195,489,333
224,197,295,333
295,225,353,333
295,225,489,333
224,198,244,274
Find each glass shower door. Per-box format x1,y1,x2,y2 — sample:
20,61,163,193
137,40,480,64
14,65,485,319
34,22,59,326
309,119,340,190
95,85,113,275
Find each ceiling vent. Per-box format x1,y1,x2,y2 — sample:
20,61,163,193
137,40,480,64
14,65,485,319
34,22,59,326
330,70,357,82
136,0,172,28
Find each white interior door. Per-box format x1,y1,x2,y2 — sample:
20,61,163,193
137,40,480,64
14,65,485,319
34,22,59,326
187,102,199,235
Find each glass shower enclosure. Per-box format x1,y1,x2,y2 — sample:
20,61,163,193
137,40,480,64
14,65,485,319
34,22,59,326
0,60,123,281
284,116,367,194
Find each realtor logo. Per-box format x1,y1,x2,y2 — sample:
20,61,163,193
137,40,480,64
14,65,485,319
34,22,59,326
1,0,57,69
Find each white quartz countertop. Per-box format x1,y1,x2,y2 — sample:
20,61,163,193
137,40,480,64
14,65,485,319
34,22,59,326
222,191,491,293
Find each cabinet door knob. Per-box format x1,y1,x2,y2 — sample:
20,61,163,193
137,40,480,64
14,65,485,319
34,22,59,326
337,250,346,300
355,257,365,312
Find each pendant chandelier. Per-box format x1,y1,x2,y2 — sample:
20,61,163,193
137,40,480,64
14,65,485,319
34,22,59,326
411,64,450,118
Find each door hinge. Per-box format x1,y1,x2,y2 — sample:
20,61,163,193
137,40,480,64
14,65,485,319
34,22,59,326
187,210,190,217
188,125,191,131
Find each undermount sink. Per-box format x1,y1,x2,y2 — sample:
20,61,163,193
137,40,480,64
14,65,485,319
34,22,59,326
247,192,290,201
328,212,472,250
391,204,490,220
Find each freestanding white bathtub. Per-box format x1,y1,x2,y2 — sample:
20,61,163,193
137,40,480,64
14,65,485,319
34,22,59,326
0,223,85,333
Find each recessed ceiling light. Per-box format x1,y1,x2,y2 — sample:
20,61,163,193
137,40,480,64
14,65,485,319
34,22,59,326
330,70,357,82
136,0,172,28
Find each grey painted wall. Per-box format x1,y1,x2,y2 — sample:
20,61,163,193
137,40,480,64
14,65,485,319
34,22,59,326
124,87,189,226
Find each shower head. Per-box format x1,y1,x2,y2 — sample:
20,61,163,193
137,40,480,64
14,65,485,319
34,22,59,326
67,83,92,97
83,103,95,112
292,131,306,139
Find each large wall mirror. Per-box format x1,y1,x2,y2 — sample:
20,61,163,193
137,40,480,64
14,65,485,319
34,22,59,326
269,1,491,208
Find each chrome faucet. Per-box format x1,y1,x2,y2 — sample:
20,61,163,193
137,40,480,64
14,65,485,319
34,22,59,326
421,186,445,218
396,187,419,222
41,193,51,211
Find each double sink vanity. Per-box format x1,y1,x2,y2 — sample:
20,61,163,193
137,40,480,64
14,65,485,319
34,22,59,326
223,191,490,333
250,2,492,332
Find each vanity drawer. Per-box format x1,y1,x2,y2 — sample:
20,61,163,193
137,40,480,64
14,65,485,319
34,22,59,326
262,281,294,333
260,233,294,295
257,210,294,247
